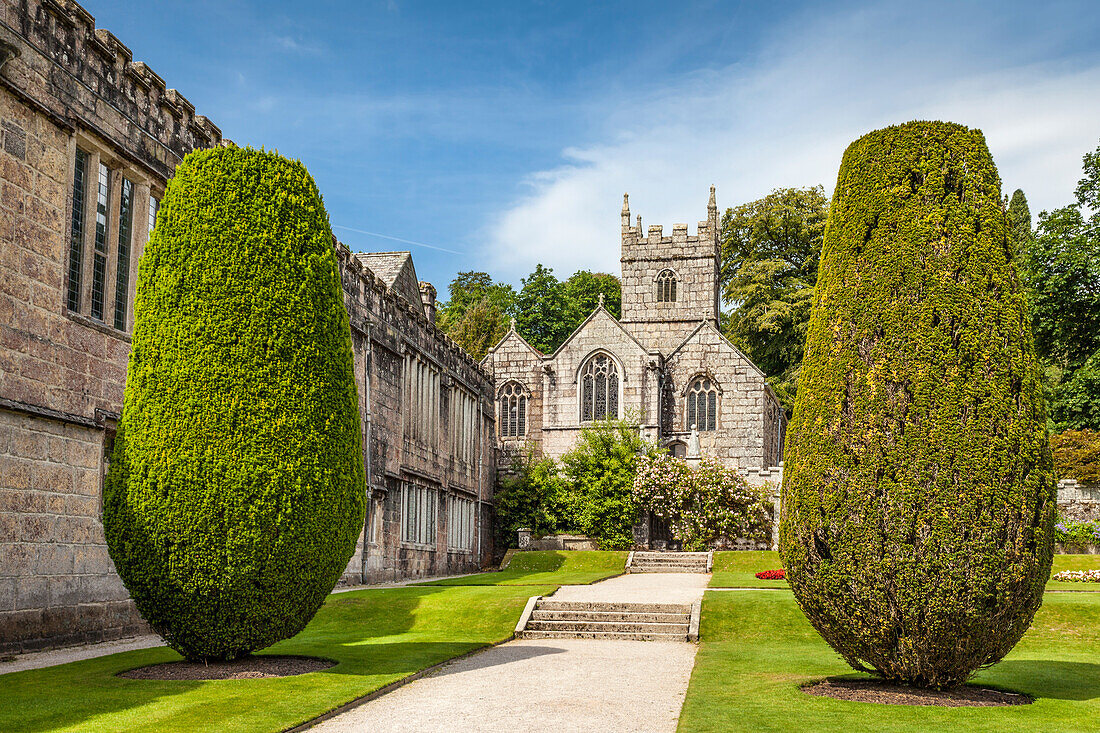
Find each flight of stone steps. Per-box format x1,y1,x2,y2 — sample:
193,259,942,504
627,551,711,573
516,599,697,642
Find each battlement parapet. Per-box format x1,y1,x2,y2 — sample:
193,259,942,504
332,240,494,386
0,0,221,177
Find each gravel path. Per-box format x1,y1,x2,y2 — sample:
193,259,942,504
311,638,698,733
311,572,710,732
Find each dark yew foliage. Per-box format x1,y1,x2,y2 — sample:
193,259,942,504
780,121,1056,688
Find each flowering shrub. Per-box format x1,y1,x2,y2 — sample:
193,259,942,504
1052,569,1100,583
1055,520,1100,546
633,454,770,551
756,569,785,580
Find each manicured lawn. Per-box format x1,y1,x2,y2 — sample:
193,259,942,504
679,589,1100,732
0,584,554,733
709,551,788,588
417,550,628,586
711,551,1100,592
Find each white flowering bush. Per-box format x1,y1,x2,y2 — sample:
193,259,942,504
1052,569,1100,583
632,454,770,551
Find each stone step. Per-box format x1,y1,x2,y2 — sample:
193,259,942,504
631,560,708,567
518,629,689,642
526,620,689,634
629,566,708,573
632,552,709,558
535,601,691,614
530,610,690,623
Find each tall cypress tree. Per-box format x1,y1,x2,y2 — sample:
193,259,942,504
780,122,1055,688
1007,188,1033,257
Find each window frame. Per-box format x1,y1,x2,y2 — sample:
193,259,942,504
63,134,159,336
497,380,529,438
655,268,678,303
579,351,621,423
685,375,720,431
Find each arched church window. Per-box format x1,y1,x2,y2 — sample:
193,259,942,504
686,376,718,431
498,381,528,438
580,353,619,422
656,269,677,303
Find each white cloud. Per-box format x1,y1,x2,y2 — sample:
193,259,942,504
482,5,1100,280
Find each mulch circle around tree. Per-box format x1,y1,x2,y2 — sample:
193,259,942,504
119,655,336,681
802,677,1033,707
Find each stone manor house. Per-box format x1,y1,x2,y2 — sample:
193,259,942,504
0,0,495,654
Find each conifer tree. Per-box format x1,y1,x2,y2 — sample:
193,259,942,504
780,122,1055,688
105,147,366,661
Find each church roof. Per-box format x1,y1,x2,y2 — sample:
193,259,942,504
483,319,543,363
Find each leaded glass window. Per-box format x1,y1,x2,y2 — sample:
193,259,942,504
580,353,619,422
90,162,110,320
66,149,88,312
498,381,527,438
112,177,134,330
656,269,677,302
686,377,718,431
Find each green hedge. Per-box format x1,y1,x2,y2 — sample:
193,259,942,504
780,121,1056,688
105,147,366,661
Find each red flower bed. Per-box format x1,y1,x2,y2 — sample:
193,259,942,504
755,569,785,580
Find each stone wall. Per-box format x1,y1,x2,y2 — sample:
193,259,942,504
618,190,720,355
1058,479,1100,523
335,244,497,585
481,327,544,463
663,322,784,469
0,0,220,654
538,309,661,458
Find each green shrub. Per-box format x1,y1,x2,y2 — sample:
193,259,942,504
1055,518,1100,546
780,121,1056,688
560,419,660,549
494,452,569,549
633,454,770,551
1051,429,1100,485
105,147,366,661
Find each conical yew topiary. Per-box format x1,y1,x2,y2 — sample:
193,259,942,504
779,121,1056,688
104,147,366,661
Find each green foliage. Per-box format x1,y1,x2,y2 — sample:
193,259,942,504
1019,140,1100,431
1007,189,1034,256
780,121,1056,688
493,453,570,549
1051,429,1100,485
720,186,828,410
560,419,660,549
633,454,770,551
104,147,366,662
563,270,621,323
513,265,622,354
436,271,517,360
1055,519,1100,547
516,264,572,353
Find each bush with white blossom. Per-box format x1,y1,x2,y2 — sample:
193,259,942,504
632,454,770,551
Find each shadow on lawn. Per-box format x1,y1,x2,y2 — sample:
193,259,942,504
985,660,1100,701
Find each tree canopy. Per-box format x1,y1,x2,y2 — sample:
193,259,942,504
720,186,828,410
1019,139,1100,431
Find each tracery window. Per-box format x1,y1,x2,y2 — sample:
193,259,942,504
580,353,619,422
656,269,677,303
686,376,718,431
498,381,527,438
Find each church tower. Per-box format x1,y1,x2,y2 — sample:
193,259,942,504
618,187,721,354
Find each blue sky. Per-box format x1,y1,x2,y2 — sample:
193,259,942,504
94,0,1100,295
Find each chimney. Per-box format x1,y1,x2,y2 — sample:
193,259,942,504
419,281,437,323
